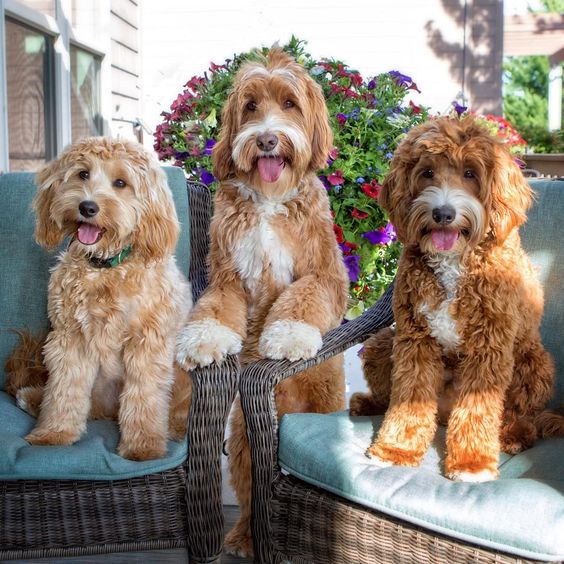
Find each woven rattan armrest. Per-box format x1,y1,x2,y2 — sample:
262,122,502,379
238,282,394,563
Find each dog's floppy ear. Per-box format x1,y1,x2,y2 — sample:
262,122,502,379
488,143,533,244
307,78,334,171
212,90,238,181
33,159,66,249
379,139,414,243
134,165,180,263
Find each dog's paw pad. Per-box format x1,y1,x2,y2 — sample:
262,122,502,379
448,468,498,482
175,318,242,368
258,320,322,361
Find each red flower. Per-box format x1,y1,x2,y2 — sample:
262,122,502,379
327,170,345,186
409,100,422,114
350,73,363,87
361,182,382,199
351,208,369,220
333,224,344,243
344,241,358,250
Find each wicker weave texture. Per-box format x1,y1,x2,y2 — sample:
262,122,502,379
239,284,395,563
271,475,545,564
0,467,188,556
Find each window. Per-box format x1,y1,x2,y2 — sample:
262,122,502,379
5,17,55,171
70,45,102,141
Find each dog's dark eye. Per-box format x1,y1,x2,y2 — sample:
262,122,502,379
422,169,434,179
283,100,295,109
79,170,89,180
464,169,476,179
246,101,257,112
113,179,126,189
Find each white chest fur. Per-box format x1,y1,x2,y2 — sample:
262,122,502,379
232,185,295,295
419,254,462,353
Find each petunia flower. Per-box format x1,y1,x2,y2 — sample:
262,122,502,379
367,79,377,90
361,182,382,199
351,208,369,220
389,70,412,86
343,254,361,282
327,170,345,186
336,113,347,126
199,168,216,186
333,223,344,244
409,100,422,114
361,223,397,245
204,138,216,155
452,101,467,117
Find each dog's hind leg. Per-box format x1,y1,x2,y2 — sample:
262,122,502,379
501,338,555,453
225,399,253,558
350,327,393,416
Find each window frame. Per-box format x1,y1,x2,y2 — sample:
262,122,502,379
0,0,109,172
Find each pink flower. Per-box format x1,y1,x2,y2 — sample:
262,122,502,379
327,170,345,186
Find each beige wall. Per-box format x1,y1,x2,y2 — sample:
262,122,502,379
140,0,503,145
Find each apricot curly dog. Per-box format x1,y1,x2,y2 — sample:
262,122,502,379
350,117,554,482
176,49,349,556
6,137,192,461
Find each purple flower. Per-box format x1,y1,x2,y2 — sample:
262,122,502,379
204,138,216,155
452,101,467,117
319,175,332,190
199,168,216,186
389,70,412,86
343,254,361,282
361,223,397,245
336,113,347,126
367,79,376,90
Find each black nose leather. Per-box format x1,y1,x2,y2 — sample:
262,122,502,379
256,133,279,152
432,205,456,225
79,200,99,218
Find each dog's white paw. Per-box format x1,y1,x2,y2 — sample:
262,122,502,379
16,389,30,413
175,318,242,368
448,468,499,483
258,320,322,361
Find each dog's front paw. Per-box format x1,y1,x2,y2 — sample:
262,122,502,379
366,441,425,467
258,320,322,361
118,436,167,461
175,318,242,369
224,522,253,558
16,386,43,417
447,467,499,483
25,427,79,446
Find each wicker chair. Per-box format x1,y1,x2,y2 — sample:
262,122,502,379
0,173,238,564
239,179,564,564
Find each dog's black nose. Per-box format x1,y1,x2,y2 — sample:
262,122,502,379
432,205,456,225
256,133,278,152
79,200,99,218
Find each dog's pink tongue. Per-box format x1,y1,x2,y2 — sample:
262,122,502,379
77,223,102,245
257,157,284,183
431,229,459,251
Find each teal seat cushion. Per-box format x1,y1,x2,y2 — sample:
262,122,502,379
521,180,564,407
0,391,187,480
279,412,564,561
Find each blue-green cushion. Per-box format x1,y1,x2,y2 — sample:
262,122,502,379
0,165,190,479
522,180,564,407
0,391,187,480
279,412,564,561
0,166,189,390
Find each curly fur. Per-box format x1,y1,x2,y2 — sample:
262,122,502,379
175,49,349,556
350,117,555,482
5,137,193,461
